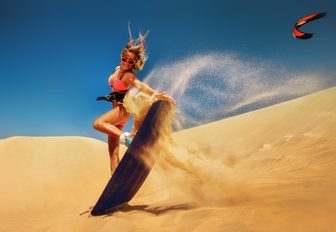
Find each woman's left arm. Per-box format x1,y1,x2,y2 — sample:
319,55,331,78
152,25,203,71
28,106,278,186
133,79,176,104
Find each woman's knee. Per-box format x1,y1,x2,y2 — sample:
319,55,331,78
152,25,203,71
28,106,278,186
93,118,104,130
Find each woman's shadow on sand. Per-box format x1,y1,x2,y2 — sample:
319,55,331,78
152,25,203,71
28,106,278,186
102,203,195,217
81,203,195,217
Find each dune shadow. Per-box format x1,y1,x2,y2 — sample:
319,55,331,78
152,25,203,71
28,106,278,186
103,203,196,217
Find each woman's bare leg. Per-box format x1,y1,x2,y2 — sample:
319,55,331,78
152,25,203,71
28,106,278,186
108,133,121,174
107,114,131,173
93,105,126,138
93,105,131,173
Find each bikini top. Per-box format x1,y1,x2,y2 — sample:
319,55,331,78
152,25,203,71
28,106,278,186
110,79,129,92
109,67,130,92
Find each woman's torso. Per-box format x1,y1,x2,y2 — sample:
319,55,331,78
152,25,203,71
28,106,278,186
109,68,135,92
108,67,136,107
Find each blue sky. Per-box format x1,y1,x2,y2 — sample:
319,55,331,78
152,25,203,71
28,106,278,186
1,0,335,140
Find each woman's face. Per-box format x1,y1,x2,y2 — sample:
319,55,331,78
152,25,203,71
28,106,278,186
121,51,136,70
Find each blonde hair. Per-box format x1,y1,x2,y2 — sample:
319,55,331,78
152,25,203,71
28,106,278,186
121,24,149,71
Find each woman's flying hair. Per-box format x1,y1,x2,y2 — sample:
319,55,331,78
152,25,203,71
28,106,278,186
121,23,149,71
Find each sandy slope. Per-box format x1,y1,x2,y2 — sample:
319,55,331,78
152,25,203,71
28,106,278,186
1,87,335,231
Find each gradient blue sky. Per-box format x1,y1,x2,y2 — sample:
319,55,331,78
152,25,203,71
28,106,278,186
1,0,335,140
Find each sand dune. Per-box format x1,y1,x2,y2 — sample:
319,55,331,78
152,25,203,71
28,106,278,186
1,87,335,231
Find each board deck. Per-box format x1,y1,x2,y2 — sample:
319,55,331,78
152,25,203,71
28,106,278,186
91,100,172,216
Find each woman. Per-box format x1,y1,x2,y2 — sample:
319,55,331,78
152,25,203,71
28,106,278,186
93,33,175,174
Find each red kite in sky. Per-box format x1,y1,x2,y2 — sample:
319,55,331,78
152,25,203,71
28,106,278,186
293,12,327,39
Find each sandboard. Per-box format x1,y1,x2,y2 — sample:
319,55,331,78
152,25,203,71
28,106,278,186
91,100,172,216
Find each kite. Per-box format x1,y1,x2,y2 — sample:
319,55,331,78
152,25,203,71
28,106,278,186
293,12,327,39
